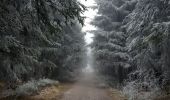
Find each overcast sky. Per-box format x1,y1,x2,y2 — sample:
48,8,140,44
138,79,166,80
79,0,98,44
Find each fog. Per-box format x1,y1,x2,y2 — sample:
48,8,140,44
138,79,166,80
78,0,97,74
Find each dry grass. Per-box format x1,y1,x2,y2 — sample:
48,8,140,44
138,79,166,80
19,83,72,100
109,88,128,100
0,81,72,100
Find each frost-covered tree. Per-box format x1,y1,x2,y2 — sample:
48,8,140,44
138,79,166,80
0,0,86,86
122,0,170,99
56,22,86,82
92,0,136,85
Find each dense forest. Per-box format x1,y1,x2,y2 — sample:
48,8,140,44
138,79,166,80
0,0,86,85
0,0,170,100
92,0,170,99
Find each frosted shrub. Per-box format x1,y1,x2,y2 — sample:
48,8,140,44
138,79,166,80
123,81,138,100
15,79,59,96
37,79,59,87
15,80,38,96
123,72,162,100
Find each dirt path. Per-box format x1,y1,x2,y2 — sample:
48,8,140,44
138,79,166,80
14,71,126,100
60,84,112,100
59,72,126,100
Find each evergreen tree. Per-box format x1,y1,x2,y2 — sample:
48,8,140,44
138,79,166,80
0,0,86,85
123,0,170,99
92,0,136,85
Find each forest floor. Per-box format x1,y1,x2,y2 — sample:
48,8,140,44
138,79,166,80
18,83,71,100
59,82,126,100
27,72,127,100
0,71,128,100
18,82,126,100
1,80,170,100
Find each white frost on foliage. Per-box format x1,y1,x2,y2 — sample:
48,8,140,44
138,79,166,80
15,80,38,96
128,36,140,51
25,0,34,11
15,79,59,96
123,81,162,100
106,43,126,52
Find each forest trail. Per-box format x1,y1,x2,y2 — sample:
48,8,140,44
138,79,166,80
59,72,126,100
60,84,112,100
